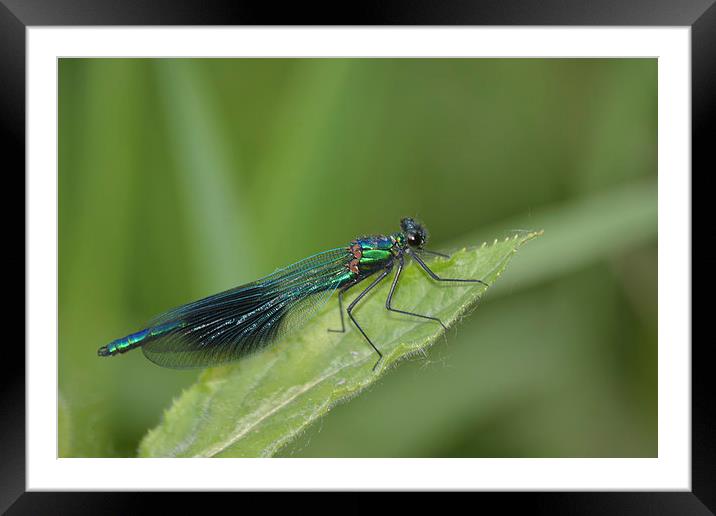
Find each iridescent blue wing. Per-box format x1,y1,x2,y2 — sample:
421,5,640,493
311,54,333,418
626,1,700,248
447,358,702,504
140,247,352,369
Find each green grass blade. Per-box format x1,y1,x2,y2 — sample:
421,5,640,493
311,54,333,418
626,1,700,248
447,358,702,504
154,60,257,284
464,179,657,297
138,231,542,457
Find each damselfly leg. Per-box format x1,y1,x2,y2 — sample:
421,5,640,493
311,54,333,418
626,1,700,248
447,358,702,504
420,249,451,259
346,266,393,371
328,276,369,334
385,254,447,330
410,249,489,286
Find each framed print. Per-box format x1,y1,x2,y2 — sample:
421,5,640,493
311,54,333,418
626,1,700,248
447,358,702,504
6,0,712,512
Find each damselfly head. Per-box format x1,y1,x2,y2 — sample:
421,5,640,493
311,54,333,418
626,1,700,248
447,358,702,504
401,217,428,248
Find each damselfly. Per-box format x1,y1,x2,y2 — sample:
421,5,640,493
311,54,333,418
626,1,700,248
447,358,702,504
98,218,487,370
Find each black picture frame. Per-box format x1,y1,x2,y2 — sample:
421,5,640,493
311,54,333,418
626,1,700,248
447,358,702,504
5,1,711,513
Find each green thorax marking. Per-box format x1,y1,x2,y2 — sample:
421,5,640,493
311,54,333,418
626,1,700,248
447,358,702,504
347,235,398,275
360,248,393,265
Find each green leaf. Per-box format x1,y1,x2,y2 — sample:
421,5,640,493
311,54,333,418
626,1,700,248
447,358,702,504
138,231,542,457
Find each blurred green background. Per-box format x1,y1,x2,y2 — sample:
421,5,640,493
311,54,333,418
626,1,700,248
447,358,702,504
58,58,657,458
